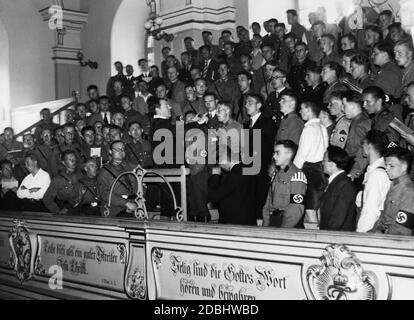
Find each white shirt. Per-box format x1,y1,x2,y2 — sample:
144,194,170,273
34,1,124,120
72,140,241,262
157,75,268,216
153,115,169,120
250,112,262,128
17,169,51,200
209,110,217,118
294,118,329,169
101,112,111,123
328,170,345,185
356,158,391,233
138,92,152,103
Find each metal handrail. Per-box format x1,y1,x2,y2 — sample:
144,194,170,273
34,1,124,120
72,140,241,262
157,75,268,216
14,95,78,139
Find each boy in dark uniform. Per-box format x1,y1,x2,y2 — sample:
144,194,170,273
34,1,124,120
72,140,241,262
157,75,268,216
125,122,153,169
262,140,307,228
43,150,82,215
97,140,138,218
77,158,101,216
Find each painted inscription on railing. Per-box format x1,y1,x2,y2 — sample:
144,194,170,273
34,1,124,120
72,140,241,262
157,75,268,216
152,249,306,300
39,236,126,291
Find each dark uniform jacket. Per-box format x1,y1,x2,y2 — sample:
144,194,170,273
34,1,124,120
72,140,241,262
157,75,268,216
323,81,348,105
288,58,316,95
372,106,401,145
208,78,240,113
276,111,304,145
319,172,357,232
373,61,403,99
0,141,24,162
263,165,307,228
77,175,100,215
372,175,414,236
330,115,351,149
208,163,255,226
303,82,328,107
125,139,153,168
97,161,137,217
183,98,208,116
43,171,82,214
346,113,372,178
263,88,288,127
50,142,82,177
34,121,59,146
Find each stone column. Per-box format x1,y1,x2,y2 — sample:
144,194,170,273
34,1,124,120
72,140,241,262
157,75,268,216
40,7,88,100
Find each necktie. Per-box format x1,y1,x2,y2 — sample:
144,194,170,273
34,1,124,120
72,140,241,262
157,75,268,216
202,61,209,78
249,118,253,129
104,113,109,125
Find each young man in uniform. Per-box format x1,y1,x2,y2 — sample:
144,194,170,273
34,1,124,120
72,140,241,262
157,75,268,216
43,150,82,215
262,140,307,228
372,148,414,236
97,140,138,218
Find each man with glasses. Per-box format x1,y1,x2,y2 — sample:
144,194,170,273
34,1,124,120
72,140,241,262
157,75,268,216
97,140,138,218
288,42,315,95
263,69,288,126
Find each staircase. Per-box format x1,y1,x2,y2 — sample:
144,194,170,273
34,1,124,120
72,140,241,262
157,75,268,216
13,93,78,141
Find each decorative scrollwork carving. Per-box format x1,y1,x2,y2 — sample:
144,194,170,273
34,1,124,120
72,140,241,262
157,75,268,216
126,267,146,300
117,244,127,265
152,248,163,270
8,219,38,283
34,256,46,276
306,244,378,300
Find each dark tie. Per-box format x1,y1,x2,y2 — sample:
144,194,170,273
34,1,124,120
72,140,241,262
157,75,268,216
104,113,109,125
202,61,209,78
249,118,253,129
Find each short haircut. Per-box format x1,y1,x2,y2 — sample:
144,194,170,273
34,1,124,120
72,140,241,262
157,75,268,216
323,61,343,78
312,20,326,28
260,42,275,51
364,130,389,156
162,47,171,53
385,147,413,173
53,126,63,135
306,64,322,74
221,30,232,36
374,41,395,60
237,71,253,82
322,33,336,44
81,126,95,136
181,51,190,57
120,94,132,101
202,31,212,36
61,150,77,162
128,121,142,131
204,92,218,100
273,68,288,78
138,59,148,65
275,22,286,29
63,123,75,131
351,54,371,73
184,36,194,42
110,140,124,150
150,65,159,72
295,41,308,51
329,90,346,101
379,10,393,18
327,146,351,170
217,103,232,113
280,90,298,106
268,18,278,24
286,9,298,17
341,33,357,47
199,45,212,53
301,101,321,116
246,93,264,106
388,22,403,32
365,25,383,40
275,140,298,155
284,32,298,41
99,96,110,102
24,153,39,163
362,86,386,103
223,41,235,48
251,22,261,28
0,160,12,168
87,85,98,92
343,90,363,107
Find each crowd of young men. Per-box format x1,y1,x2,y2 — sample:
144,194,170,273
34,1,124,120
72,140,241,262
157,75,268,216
1,8,414,236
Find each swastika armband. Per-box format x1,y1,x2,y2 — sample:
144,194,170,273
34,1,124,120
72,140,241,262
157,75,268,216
291,172,307,184
290,194,305,204
395,211,414,229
